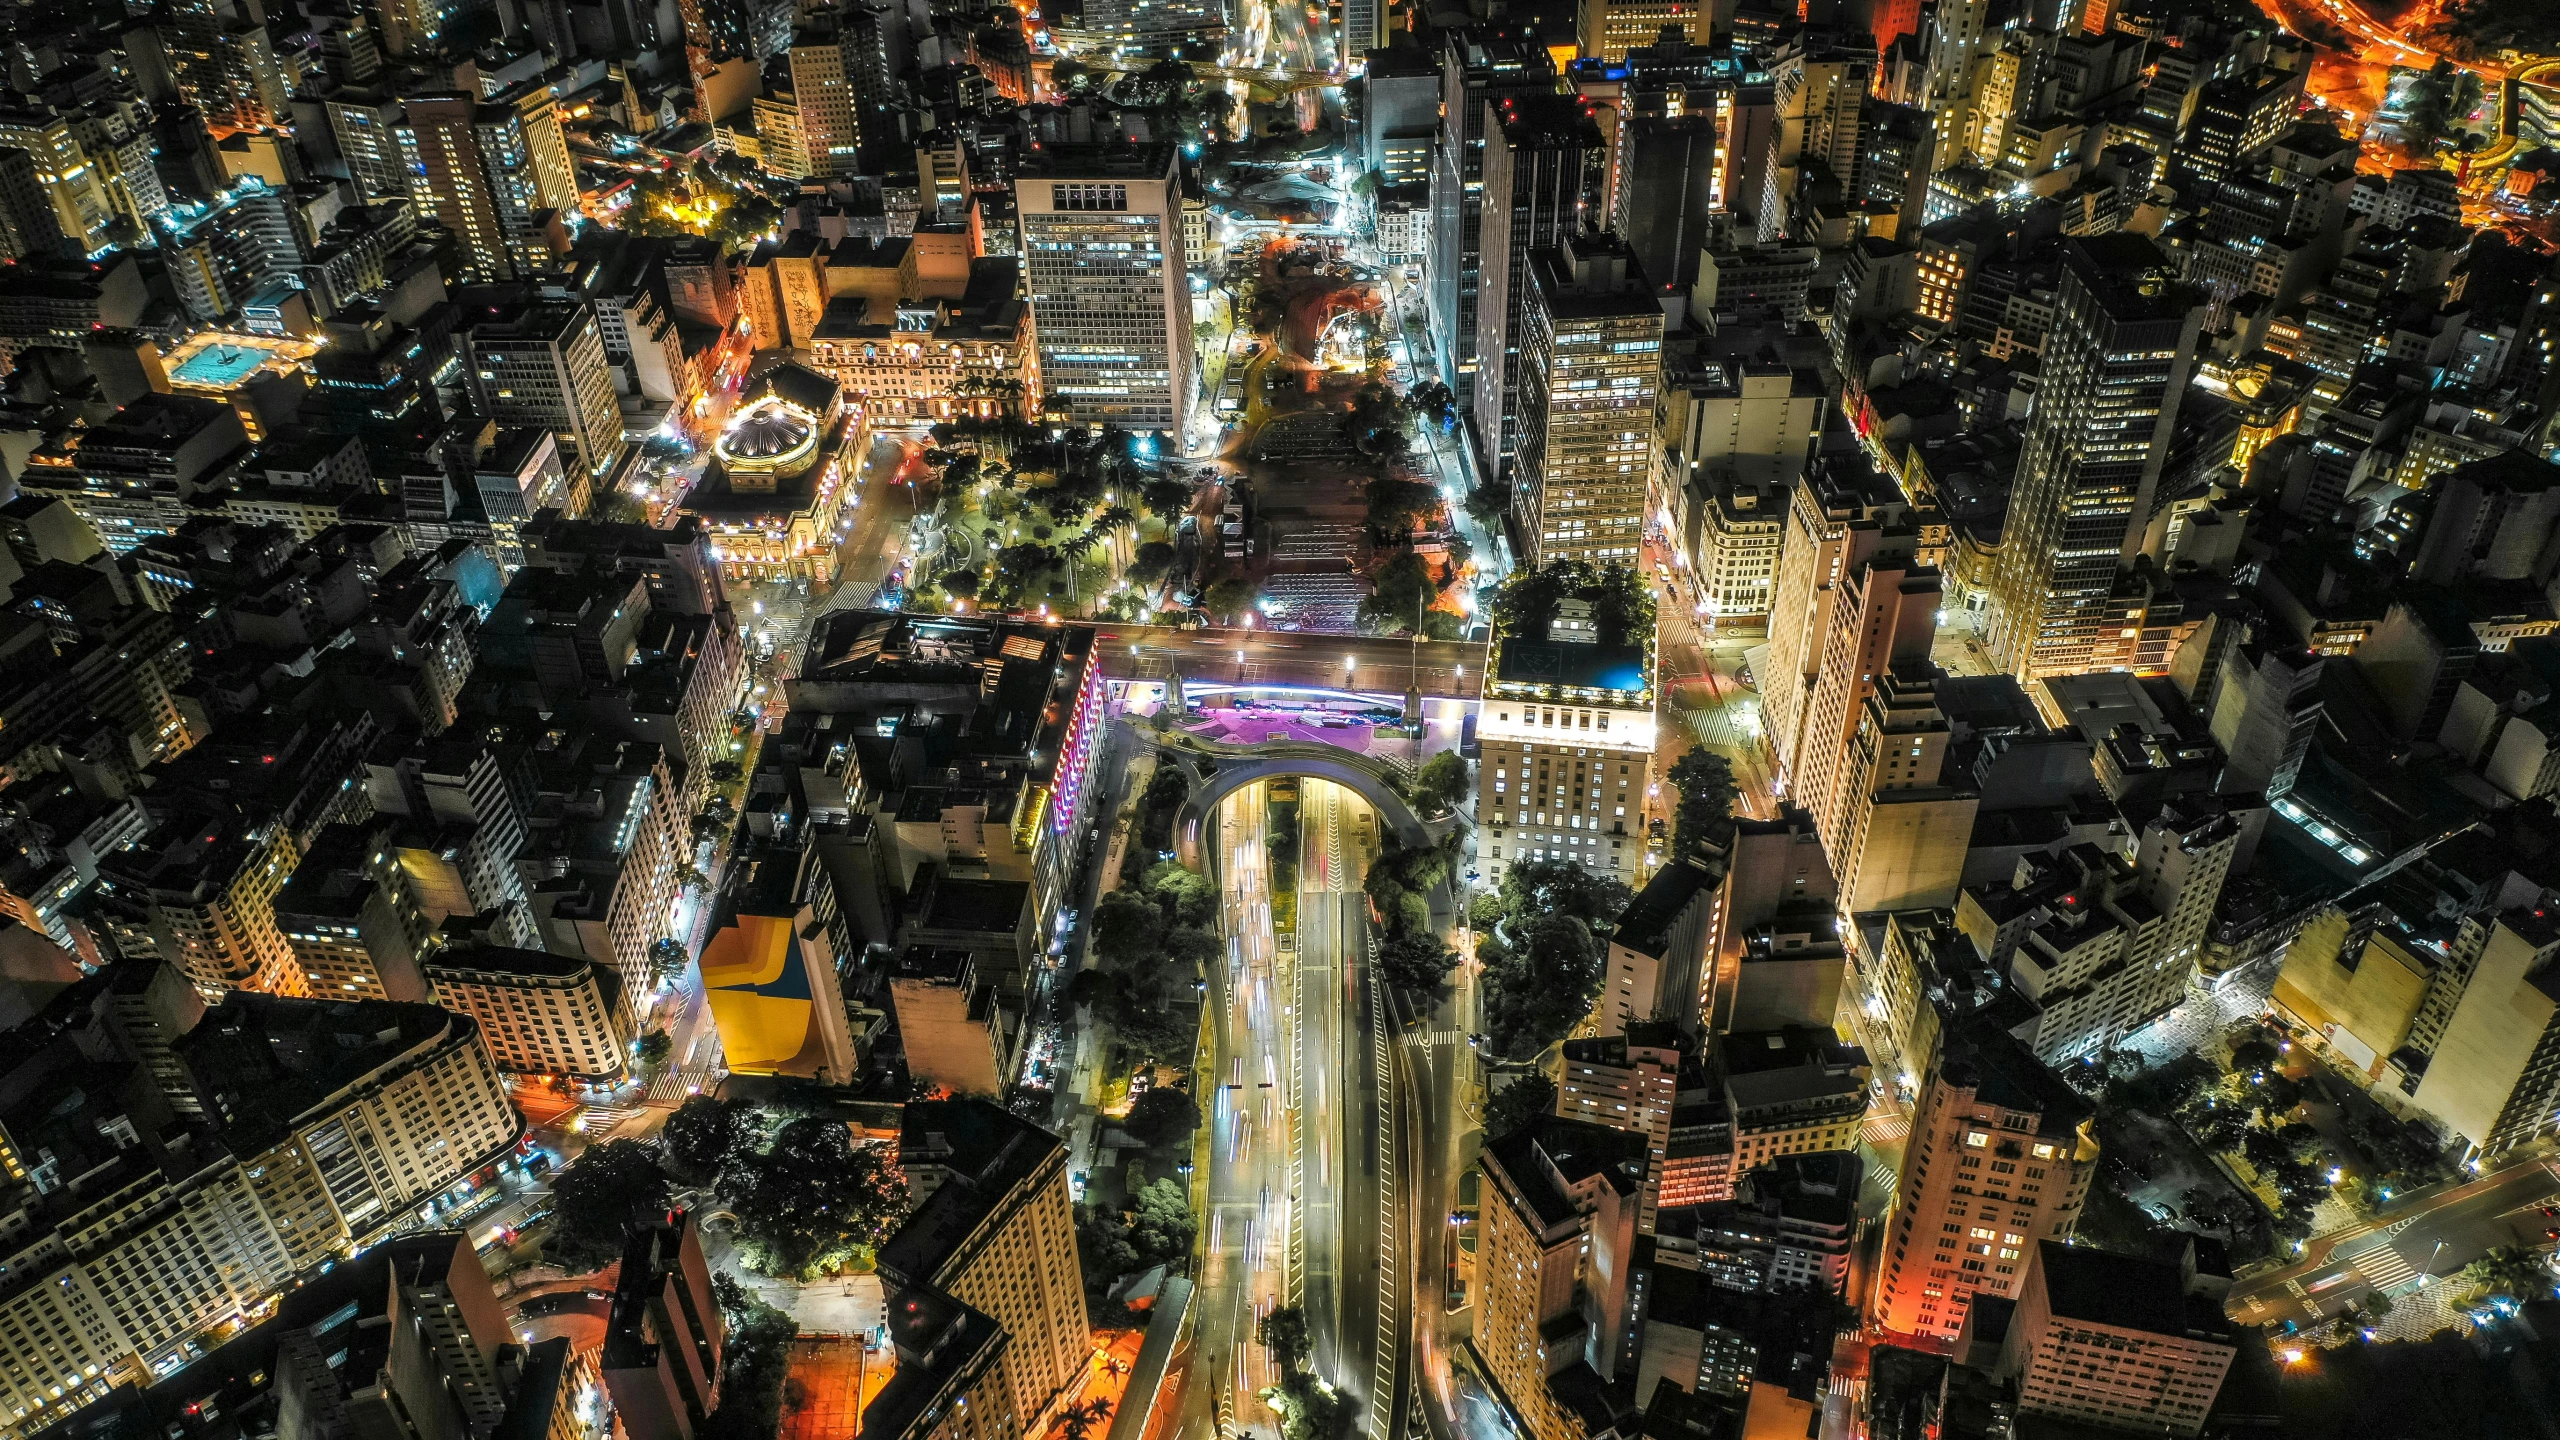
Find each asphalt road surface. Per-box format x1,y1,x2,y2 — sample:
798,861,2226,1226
2224,1153,2560,1330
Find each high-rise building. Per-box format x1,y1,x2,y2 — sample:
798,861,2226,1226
1577,0,1708,62
1362,46,1442,187
397,94,573,283
1759,458,1924,806
1475,1115,1648,1440
1427,32,1559,421
878,1100,1091,1438
1830,664,1977,917
274,824,435,1002
1514,234,1660,568
1994,1242,2239,1436
604,1213,726,1440
93,800,305,997
424,943,634,1081
789,17,866,176
677,0,756,123
139,0,294,130
1987,236,2205,680
326,88,412,204
2407,908,2560,1158
461,300,630,488
1475,629,1658,887
0,108,114,254
1608,115,1718,297
1757,32,1870,241
1791,541,1940,858
1014,145,1190,436
1559,1023,1691,1232
1472,93,1606,478
1871,1020,2098,1343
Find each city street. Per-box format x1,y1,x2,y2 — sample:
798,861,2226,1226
1108,627,1487,698
2225,1152,2560,1330
1193,783,1294,1439
1650,584,1778,820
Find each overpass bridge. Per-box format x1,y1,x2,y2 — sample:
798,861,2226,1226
1089,623,1488,702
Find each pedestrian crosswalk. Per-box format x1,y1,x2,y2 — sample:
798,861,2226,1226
2349,1242,2419,1291
1868,1162,1900,1200
576,1104,643,1133
1863,1113,1911,1145
1402,1029,1465,1049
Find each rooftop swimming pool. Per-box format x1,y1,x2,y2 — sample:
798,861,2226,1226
170,343,279,388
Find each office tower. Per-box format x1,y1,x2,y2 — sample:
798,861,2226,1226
1559,1024,1693,1231
1607,115,1717,296
678,0,756,122
1342,0,1386,68
1513,234,1658,569
0,110,114,254
274,824,435,1002
1473,94,1606,479
93,801,305,996
882,1100,1091,1438
1427,32,1557,419
375,0,458,53
426,943,634,1080
1792,544,1940,867
462,300,630,488
1987,236,2205,680
0,146,71,260
1722,1027,1869,1169
1830,664,1977,917
1995,1244,2239,1436
397,94,573,283
1594,858,1719,1039
1014,145,1190,436
2407,908,2560,1157
1476,1116,1648,1440
1362,47,1441,187
1475,641,1658,888
1578,0,1708,62
2188,67,2305,186
605,1213,726,1440
1758,32,1870,241
326,88,411,204
142,0,294,129
1871,1019,2097,1343
790,15,866,175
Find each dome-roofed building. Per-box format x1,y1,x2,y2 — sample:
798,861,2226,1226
680,363,865,582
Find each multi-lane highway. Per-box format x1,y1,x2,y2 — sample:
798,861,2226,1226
1194,777,1401,1439
1195,784,1295,1437
2224,1152,2560,1331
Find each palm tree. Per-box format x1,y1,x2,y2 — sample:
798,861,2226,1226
1092,505,1138,568
1057,1399,1113,1440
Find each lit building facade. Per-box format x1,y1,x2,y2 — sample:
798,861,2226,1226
1475,635,1656,887
1514,234,1661,567
1014,145,1190,435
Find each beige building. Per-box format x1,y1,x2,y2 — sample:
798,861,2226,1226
1474,635,1657,889
1723,1027,1870,1171
2407,908,2560,1158
1830,664,1976,918
1872,1019,2097,1343
274,825,435,1002
806,258,1041,423
1687,478,1784,618
1014,145,1192,435
1515,235,1662,568
93,802,305,997
1476,1116,1647,1440
2270,904,2435,1085
0,979,521,1438
1790,538,1941,858
1997,1242,2238,1437
426,943,633,1081
1558,1024,1691,1232
461,299,629,491
882,1100,1092,1440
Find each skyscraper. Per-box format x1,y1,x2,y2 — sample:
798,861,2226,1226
1757,31,1870,241
1015,145,1190,436
461,300,630,490
789,20,863,176
1576,0,1709,63
398,93,574,282
1472,92,1606,479
1426,31,1556,421
1871,1020,2097,1343
1987,236,2205,679
1476,1115,1648,1440
1514,233,1661,567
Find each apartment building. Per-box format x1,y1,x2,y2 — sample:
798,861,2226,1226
1513,236,1659,568
1993,1242,2239,1437
1872,1019,2098,1343
425,943,633,1081
1475,1115,1648,1440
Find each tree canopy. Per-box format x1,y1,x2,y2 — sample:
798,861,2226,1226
716,1117,910,1277
549,1139,673,1270
1667,749,1740,858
